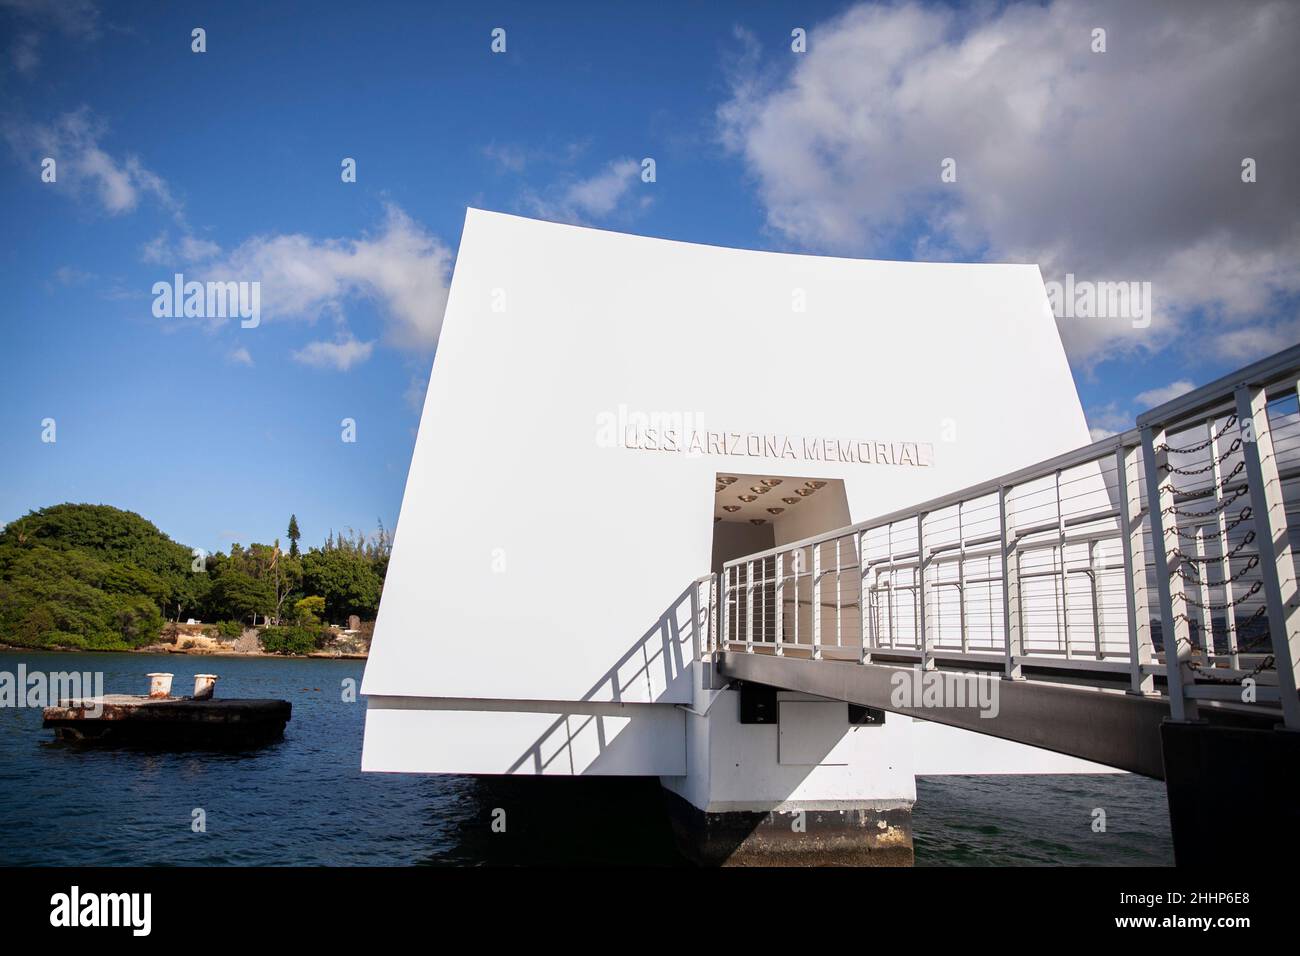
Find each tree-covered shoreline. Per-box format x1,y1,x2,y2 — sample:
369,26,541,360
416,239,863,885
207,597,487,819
0,504,389,653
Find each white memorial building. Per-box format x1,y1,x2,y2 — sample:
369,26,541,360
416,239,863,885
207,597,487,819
360,209,1113,863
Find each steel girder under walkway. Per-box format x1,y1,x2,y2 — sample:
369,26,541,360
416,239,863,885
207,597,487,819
716,650,1276,778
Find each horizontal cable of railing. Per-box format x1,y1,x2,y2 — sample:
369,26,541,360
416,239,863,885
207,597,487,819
709,344,1300,728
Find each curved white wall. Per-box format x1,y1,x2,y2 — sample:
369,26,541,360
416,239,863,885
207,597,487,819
361,209,1090,776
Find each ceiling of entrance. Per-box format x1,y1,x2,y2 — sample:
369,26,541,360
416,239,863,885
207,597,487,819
714,472,833,524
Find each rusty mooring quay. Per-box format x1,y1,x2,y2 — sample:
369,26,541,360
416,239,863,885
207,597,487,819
42,673,291,748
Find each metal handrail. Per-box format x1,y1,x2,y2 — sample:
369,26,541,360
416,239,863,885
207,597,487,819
688,573,718,657
722,438,1134,566
710,344,1300,729
720,344,1300,568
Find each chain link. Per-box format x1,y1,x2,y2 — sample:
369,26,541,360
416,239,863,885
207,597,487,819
1175,556,1260,596
1163,460,1245,498
1161,438,1242,475
1170,505,1252,540
1155,414,1237,455
1164,483,1249,519
1171,530,1256,568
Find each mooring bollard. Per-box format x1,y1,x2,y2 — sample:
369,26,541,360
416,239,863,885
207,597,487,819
146,673,174,698
192,674,218,700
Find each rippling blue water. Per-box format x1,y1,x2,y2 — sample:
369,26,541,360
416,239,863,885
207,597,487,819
914,773,1171,865
0,651,1171,866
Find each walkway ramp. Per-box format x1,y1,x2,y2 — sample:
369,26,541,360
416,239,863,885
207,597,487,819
708,344,1300,779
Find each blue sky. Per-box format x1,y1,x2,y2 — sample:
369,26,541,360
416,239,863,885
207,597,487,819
2,0,1297,554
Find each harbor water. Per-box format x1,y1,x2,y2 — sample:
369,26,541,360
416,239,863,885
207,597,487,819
0,651,1172,866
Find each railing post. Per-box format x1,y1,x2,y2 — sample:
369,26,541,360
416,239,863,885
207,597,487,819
709,573,718,656
792,547,801,648
745,559,755,654
1208,417,1240,669
774,551,785,657
721,567,731,650
886,525,897,650
1116,442,1155,694
859,530,872,664
812,544,823,660
1088,539,1104,659
1056,470,1072,660
834,538,843,651
917,512,933,670
1234,384,1300,729
999,486,1023,679
1141,424,1199,721
1194,526,1213,658
689,576,702,661
958,501,969,654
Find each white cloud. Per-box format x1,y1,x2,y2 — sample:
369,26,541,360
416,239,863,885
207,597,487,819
718,0,1300,367
142,231,221,265
1210,318,1300,364
484,139,591,176
0,0,99,37
291,337,374,372
403,373,428,411
228,346,254,367
1,0,100,76
1087,381,1200,438
182,204,452,353
5,107,175,216
525,157,644,224
482,142,529,173
1134,380,1195,409
10,32,39,74
563,158,640,217
52,265,94,285
1085,401,1132,440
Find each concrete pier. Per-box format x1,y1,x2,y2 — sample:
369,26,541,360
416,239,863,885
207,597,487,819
660,675,916,866
43,695,291,748
664,793,912,866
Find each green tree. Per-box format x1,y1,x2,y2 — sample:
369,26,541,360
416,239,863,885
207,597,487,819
173,570,212,624
0,503,390,650
0,543,165,649
207,570,276,625
258,625,323,656
294,595,326,625
0,505,187,649
301,548,382,623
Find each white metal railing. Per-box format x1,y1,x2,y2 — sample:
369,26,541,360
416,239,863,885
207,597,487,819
690,572,718,660
711,344,1300,728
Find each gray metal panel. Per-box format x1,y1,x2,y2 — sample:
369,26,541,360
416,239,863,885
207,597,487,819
719,651,1169,778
